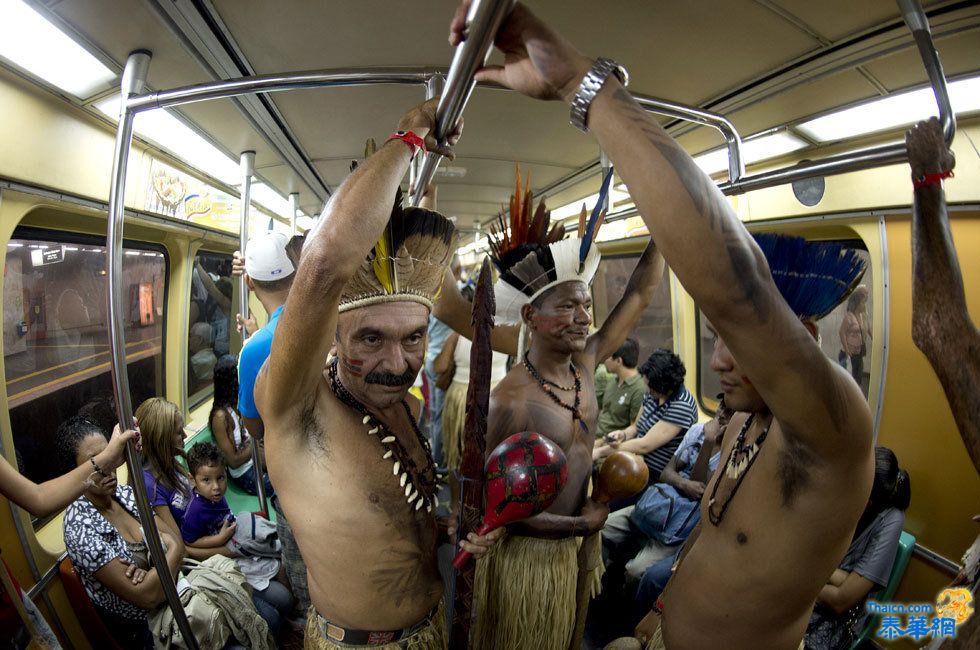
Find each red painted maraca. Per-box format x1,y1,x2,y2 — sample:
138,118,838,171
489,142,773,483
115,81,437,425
452,431,568,568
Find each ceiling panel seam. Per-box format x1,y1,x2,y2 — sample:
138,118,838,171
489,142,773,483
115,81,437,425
144,0,331,203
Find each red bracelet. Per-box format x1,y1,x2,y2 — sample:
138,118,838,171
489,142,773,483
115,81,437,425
913,170,953,188
387,131,427,158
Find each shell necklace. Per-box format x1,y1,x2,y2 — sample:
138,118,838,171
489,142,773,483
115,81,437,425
707,413,771,526
327,358,439,513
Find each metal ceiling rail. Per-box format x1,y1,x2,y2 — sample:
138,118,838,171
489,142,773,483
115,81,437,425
719,0,953,195
410,0,517,205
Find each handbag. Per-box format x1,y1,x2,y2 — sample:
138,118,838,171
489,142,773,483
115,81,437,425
630,483,701,546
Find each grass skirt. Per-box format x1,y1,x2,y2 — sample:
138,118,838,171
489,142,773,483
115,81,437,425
304,601,446,650
441,381,467,472
471,534,603,650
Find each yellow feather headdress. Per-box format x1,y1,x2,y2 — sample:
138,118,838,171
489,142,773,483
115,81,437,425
339,187,457,313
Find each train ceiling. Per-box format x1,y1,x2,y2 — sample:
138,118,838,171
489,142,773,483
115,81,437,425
22,0,980,230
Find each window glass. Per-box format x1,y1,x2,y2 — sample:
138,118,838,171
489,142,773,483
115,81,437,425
188,251,233,406
3,231,166,525
695,240,873,411
591,253,673,362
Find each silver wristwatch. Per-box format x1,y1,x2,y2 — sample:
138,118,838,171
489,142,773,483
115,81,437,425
569,57,629,133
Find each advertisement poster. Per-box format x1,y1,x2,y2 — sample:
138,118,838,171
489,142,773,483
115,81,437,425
144,159,240,234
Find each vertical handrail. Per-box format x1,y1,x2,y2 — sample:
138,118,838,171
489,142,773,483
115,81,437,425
107,50,200,650
410,0,515,205
897,0,955,145
237,151,268,514
289,193,299,236
238,151,256,334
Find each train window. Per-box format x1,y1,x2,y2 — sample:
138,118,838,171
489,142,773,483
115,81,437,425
187,251,233,407
3,230,167,526
591,253,673,362
695,242,873,411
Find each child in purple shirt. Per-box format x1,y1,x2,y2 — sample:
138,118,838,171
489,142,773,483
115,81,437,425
181,442,236,548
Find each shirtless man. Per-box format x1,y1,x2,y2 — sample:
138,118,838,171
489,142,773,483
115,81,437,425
454,186,664,648
906,118,978,649
450,4,874,648
255,98,499,649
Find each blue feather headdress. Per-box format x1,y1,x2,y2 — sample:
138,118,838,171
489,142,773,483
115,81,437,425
753,233,866,321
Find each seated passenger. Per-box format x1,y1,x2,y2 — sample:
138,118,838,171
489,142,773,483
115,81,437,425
602,399,733,588
594,349,698,486
802,447,910,649
182,442,292,633
209,356,273,497
60,416,185,648
595,338,646,441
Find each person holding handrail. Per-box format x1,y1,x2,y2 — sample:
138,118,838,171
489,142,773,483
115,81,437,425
450,4,874,648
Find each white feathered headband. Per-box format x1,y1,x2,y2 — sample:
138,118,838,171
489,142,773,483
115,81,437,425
489,165,614,355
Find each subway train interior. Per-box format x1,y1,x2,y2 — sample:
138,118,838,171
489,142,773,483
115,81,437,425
0,0,978,648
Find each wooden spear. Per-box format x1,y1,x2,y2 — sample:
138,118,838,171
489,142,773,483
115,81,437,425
449,258,495,649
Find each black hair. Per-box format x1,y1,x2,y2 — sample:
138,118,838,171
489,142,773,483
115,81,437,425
639,349,686,397
187,442,224,477
211,355,239,411
251,274,294,294
870,447,911,513
613,338,640,368
57,416,107,471
286,234,305,267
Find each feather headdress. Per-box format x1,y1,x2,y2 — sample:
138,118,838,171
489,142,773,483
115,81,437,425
339,187,456,313
753,233,866,321
489,164,613,354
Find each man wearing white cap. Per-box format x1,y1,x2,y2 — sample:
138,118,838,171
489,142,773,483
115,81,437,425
235,231,310,619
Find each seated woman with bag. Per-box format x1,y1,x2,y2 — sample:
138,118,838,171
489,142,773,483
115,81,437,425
60,416,272,650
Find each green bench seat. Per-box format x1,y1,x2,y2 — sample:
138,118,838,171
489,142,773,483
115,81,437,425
849,530,916,649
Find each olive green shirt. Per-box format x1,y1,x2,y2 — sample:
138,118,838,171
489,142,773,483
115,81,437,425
595,372,646,438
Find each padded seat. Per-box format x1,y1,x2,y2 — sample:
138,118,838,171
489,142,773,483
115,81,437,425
849,530,916,649
58,556,123,650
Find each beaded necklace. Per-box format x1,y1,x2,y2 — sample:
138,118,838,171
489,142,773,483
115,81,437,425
327,358,439,513
707,413,771,526
522,353,587,433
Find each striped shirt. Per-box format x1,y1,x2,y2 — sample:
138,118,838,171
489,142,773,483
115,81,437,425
635,386,698,482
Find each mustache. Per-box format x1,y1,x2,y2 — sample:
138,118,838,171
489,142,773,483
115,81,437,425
364,368,417,387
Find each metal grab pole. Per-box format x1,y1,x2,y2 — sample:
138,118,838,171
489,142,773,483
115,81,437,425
289,193,299,236
633,94,745,182
411,0,515,205
897,0,956,145
107,51,200,650
237,151,269,515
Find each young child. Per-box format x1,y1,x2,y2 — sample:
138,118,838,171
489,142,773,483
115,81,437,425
182,442,294,635
181,442,236,548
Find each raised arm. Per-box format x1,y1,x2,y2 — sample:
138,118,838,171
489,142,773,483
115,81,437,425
257,99,460,426
906,118,980,473
455,2,869,459
585,239,664,365
0,425,135,518
433,269,521,355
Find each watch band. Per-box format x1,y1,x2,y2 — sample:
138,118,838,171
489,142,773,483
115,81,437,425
569,57,629,133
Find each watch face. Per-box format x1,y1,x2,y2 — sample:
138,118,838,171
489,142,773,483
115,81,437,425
792,176,825,207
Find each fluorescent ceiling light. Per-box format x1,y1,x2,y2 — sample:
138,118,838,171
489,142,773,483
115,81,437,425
95,96,240,185
693,130,809,175
797,76,980,143
250,183,293,219
0,0,115,98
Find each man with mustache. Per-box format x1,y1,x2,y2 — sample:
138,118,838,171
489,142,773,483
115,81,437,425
449,3,874,649
254,98,499,650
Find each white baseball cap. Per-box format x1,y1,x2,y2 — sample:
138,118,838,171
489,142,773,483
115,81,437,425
244,232,295,281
